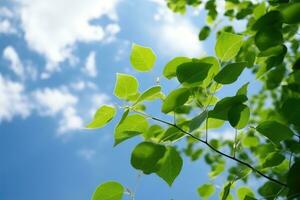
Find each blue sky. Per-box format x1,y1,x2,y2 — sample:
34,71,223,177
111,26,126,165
0,0,261,199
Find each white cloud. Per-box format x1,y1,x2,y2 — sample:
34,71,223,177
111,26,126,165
89,93,111,116
84,51,97,77
0,20,16,34
0,75,31,122
3,46,25,78
0,7,14,18
33,87,78,116
32,87,84,134
18,0,120,73
150,0,204,57
58,107,83,134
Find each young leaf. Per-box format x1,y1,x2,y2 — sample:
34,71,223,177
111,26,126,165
215,32,243,62
236,187,255,200
228,104,250,129
92,181,124,200
130,43,156,72
161,88,190,114
163,57,191,79
86,105,116,129
256,121,294,145
156,146,183,186
114,114,148,146
114,73,139,100
131,142,166,174
262,152,285,168
214,62,247,84
134,85,162,105
189,110,208,132
176,61,212,87
197,183,215,199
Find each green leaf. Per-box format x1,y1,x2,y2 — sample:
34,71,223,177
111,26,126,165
221,182,233,200
258,45,287,57
262,152,285,168
134,86,162,105
199,26,211,41
281,98,300,128
209,95,248,120
163,57,191,79
236,82,249,95
131,142,166,174
256,121,294,145
130,43,156,72
199,56,221,87
215,32,243,62
197,184,215,199
114,114,148,146
189,110,208,132
176,61,212,87
161,88,190,114
156,146,183,186
258,181,281,199
228,104,250,129
252,11,283,31
86,105,116,129
214,62,247,84
92,181,124,200
255,27,283,51
281,3,300,24
143,125,164,140
237,187,255,200
114,73,139,100
253,2,266,19
242,135,259,148
287,161,300,196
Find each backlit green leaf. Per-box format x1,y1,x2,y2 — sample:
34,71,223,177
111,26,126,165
237,187,255,200
200,56,221,87
131,142,166,174
214,62,247,84
156,146,183,186
236,82,249,95
255,27,283,51
114,73,139,100
130,43,156,72
134,86,162,105
256,121,294,145
221,182,233,200
161,88,190,114
92,181,124,200
163,57,191,79
287,161,300,196
114,114,148,146
86,105,116,129
198,184,215,199
215,32,243,62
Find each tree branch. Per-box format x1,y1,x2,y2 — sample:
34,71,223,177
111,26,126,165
149,116,288,187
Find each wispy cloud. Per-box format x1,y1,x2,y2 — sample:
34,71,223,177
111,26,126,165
83,51,97,78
